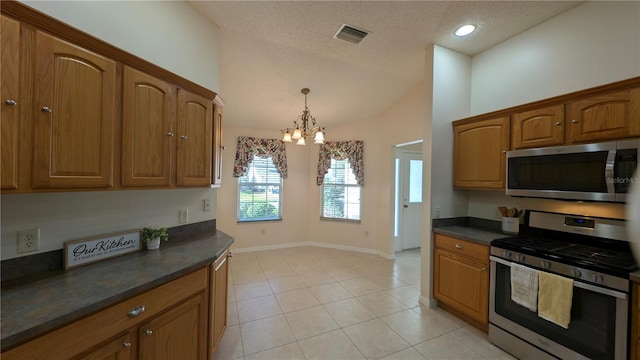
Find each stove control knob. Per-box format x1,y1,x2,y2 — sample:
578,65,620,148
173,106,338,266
573,268,582,278
503,251,512,259
541,261,551,269
517,254,525,262
593,274,604,284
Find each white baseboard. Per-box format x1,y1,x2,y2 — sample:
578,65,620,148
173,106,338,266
231,241,396,260
419,295,437,308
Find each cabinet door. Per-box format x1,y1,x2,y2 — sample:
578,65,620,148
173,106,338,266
72,333,133,360
433,248,489,326
32,31,116,188
122,66,175,187
139,293,208,360
512,105,564,149
209,251,229,357
453,117,510,189
176,89,212,186
567,88,640,144
1,15,20,189
211,99,223,186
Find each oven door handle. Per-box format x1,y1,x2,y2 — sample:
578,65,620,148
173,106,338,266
490,256,627,300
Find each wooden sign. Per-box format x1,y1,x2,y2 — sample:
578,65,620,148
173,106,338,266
64,230,141,269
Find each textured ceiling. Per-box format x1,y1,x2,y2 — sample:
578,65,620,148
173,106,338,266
190,1,582,131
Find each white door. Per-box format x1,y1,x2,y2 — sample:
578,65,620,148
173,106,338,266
401,152,422,250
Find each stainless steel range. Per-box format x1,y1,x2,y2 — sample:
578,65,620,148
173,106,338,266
489,210,636,360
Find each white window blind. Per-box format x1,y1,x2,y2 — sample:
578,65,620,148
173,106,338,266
237,155,283,222
321,158,361,221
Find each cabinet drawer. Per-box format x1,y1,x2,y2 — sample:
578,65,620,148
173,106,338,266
434,234,489,262
3,267,207,360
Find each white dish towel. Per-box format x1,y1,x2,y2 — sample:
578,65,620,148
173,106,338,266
510,263,539,311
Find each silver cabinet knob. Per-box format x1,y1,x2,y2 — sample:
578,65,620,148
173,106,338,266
555,121,561,126
228,251,234,257
41,106,52,113
221,145,226,150
145,329,153,336
127,305,145,317
571,119,578,123
502,150,506,153
123,341,132,348
5,99,17,106
455,244,463,249
180,135,188,140
167,132,174,137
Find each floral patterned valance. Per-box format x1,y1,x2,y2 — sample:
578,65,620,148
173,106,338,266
316,140,364,186
233,136,288,179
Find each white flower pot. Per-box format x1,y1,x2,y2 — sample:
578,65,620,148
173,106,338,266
146,237,161,250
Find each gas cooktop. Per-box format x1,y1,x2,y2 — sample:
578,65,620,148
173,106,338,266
491,235,637,276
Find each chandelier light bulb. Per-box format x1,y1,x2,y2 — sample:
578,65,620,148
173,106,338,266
282,132,292,142
314,131,325,144
292,128,302,140
296,137,306,146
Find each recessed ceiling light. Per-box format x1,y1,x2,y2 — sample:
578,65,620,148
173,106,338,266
454,24,476,37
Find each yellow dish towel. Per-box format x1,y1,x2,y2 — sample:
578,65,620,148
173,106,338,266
538,271,573,329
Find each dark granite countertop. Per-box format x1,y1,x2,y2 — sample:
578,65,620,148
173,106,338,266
1,229,234,351
432,217,511,246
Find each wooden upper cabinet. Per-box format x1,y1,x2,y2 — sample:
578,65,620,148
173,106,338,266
31,31,117,188
567,88,640,144
177,89,212,186
511,105,565,149
211,98,223,187
122,66,175,187
453,117,510,189
1,15,20,189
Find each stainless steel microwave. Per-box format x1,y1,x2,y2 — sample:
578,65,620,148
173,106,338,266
506,139,639,202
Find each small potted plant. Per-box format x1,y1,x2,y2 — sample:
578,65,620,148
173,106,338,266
140,227,168,250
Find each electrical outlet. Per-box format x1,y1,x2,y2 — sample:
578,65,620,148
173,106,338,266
17,228,40,253
435,206,441,219
203,198,211,212
179,209,188,223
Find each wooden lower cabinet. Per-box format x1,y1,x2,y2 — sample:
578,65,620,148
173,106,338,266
632,282,640,360
209,250,230,358
73,333,134,360
139,293,207,360
433,234,489,331
1,267,217,360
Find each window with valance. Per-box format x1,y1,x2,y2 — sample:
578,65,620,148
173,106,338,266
316,140,364,186
233,136,288,179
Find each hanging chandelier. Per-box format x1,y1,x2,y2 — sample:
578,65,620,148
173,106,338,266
281,88,325,145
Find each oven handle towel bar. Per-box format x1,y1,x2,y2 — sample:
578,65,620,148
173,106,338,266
490,256,627,300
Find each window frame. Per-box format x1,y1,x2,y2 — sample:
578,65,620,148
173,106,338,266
320,158,361,222
237,155,283,223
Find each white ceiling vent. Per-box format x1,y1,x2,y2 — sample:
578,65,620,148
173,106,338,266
334,24,369,44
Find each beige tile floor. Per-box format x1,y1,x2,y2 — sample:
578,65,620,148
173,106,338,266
213,246,515,360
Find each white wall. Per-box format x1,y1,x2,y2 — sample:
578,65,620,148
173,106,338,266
471,1,640,115
465,0,640,221
1,2,221,260
21,0,220,90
